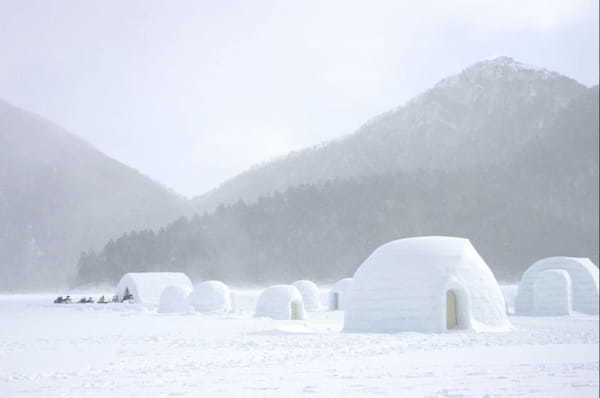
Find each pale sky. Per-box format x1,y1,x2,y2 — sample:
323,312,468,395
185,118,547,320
1,0,598,197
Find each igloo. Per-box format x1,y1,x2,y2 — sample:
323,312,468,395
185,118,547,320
188,281,232,312
328,278,353,310
158,285,192,313
116,272,193,307
255,285,305,320
292,280,321,311
344,236,510,333
515,257,599,315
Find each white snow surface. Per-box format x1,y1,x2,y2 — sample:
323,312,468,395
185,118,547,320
188,280,232,313
292,280,321,311
328,277,353,310
345,236,510,333
255,284,306,320
0,288,598,398
516,257,599,315
116,272,193,307
158,286,192,313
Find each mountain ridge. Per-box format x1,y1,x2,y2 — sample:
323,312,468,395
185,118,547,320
75,58,598,286
192,56,589,213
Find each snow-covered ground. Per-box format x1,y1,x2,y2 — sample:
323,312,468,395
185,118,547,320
0,286,597,397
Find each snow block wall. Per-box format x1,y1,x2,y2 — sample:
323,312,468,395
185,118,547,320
116,272,193,307
344,236,510,333
188,281,232,312
515,257,599,315
292,280,321,311
328,278,353,310
533,270,572,316
255,285,306,320
158,286,192,313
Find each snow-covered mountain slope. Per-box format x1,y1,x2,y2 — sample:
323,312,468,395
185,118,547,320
0,100,191,290
193,57,587,212
76,61,597,285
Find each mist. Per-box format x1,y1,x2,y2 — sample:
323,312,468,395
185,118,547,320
1,2,599,397
1,0,598,196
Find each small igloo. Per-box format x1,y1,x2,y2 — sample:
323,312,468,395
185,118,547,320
328,278,353,310
292,280,321,311
344,236,510,333
515,257,599,315
158,286,192,313
188,281,232,312
116,272,193,307
255,285,305,320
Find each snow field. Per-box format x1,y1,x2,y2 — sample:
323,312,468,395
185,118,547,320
0,287,597,397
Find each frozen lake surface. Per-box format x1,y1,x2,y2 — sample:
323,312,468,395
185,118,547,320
0,287,597,397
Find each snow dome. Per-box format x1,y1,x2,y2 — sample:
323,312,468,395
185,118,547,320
188,280,232,312
116,272,193,307
344,236,510,333
255,285,305,320
515,257,599,315
158,285,192,313
292,280,321,311
328,278,353,310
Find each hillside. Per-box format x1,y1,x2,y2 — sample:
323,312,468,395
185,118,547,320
76,81,599,285
193,57,587,213
0,100,191,290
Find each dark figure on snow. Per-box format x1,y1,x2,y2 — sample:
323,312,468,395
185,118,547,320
97,295,108,304
63,295,72,304
121,288,133,302
54,296,64,304
78,297,87,304
111,295,119,303
86,297,94,303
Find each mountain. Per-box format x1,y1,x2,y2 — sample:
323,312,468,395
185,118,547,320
193,57,586,212
0,100,191,290
76,58,598,285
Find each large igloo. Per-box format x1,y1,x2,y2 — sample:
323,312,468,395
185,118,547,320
344,236,510,333
255,285,306,320
116,272,193,307
158,285,192,313
292,280,321,311
188,281,232,312
515,257,599,315
328,278,353,310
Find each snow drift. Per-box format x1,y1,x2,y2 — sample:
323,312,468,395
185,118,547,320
344,236,510,333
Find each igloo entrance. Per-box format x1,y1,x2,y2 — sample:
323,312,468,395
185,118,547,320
446,290,458,329
291,301,302,320
331,292,339,310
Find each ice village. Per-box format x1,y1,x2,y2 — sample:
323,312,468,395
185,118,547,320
3,235,597,397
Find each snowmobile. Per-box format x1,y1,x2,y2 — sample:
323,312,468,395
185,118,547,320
121,287,134,303
121,293,134,303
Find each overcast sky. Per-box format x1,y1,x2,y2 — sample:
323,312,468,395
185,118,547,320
1,0,598,197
